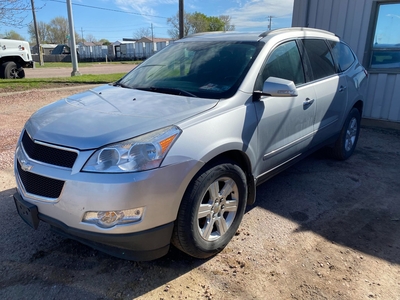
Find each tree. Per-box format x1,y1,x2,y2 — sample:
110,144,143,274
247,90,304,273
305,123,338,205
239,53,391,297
134,27,151,40
98,39,111,45
188,12,210,33
48,16,69,44
2,30,26,40
28,21,51,44
0,0,30,28
219,15,235,31
167,12,192,39
167,12,235,39
85,33,97,43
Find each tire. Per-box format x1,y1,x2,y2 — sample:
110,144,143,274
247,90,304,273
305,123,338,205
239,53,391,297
328,107,361,160
0,61,25,79
172,160,248,259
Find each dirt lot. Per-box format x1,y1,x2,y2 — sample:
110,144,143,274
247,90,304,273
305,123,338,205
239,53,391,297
0,85,399,300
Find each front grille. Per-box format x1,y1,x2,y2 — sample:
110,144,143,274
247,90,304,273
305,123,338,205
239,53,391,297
22,131,77,168
17,161,65,198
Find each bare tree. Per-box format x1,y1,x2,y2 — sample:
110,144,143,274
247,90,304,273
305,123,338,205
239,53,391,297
219,15,235,31
85,33,97,43
48,16,69,44
134,27,151,40
167,12,192,39
28,21,51,44
0,0,30,28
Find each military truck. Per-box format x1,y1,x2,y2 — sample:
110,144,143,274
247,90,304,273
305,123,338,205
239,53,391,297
0,39,34,79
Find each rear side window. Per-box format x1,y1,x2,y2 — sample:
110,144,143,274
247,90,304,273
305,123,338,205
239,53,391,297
302,39,336,80
328,41,356,72
256,40,305,89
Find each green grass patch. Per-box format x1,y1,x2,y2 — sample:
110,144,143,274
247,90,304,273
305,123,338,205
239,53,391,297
0,73,126,93
34,61,141,68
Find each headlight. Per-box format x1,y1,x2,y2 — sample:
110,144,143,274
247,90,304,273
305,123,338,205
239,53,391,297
83,126,181,173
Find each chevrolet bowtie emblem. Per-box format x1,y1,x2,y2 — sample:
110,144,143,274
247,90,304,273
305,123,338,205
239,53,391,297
20,159,33,172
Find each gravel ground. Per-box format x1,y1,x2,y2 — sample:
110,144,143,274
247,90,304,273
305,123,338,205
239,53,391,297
0,85,399,299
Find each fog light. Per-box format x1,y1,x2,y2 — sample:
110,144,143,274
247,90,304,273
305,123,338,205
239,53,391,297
83,207,144,228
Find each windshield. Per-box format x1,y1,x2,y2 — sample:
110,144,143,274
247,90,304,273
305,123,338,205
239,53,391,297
118,40,262,99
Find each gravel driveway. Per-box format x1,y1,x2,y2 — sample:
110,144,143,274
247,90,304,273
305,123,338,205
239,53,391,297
0,85,399,299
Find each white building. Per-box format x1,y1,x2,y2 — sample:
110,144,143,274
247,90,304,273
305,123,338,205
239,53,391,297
292,0,400,123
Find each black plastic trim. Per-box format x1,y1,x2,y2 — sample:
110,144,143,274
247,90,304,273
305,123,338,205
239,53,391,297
39,213,174,261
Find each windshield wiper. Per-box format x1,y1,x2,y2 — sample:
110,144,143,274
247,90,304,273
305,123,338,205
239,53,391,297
135,86,197,98
112,82,132,89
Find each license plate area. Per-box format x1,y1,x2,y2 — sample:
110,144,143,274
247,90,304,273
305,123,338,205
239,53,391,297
14,193,39,229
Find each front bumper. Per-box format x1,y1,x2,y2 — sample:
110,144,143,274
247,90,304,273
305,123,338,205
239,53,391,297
13,135,203,260
14,192,174,261
23,60,34,69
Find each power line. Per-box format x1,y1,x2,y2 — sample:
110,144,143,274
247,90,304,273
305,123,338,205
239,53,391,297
46,0,168,19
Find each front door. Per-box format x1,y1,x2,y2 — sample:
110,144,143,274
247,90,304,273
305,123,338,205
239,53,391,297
253,40,317,176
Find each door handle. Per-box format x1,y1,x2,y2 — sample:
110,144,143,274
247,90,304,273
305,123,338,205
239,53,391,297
339,86,347,92
303,98,314,109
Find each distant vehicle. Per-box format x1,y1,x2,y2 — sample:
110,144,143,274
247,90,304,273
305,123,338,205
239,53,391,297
14,28,368,261
51,44,71,55
0,39,34,79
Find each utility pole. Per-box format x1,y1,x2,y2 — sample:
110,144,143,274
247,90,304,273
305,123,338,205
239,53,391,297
267,15,274,31
179,0,184,39
151,23,154,53
66,0,80,76
30,0,43,66
81,27,84,43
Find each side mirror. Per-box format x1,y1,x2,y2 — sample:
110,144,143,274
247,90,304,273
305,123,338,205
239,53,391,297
261,77,298,97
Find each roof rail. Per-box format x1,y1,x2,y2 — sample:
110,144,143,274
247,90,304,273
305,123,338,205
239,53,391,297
258,27,339,40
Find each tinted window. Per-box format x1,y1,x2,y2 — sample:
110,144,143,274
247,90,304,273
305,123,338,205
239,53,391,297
256,41,305,89
328,41,355,71
303,39,336,80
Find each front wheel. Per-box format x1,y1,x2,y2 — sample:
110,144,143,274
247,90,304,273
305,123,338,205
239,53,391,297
328,107,361,160
172,160,247,259
0,61,25,79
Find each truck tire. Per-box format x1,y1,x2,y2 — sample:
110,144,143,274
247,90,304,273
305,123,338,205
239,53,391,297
0,61,25,79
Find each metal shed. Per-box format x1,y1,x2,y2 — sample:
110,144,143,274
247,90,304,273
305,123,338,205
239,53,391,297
292,0,400,123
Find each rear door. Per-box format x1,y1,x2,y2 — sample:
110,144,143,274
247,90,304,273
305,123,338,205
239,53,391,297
253,40,317,175
301,39,347,146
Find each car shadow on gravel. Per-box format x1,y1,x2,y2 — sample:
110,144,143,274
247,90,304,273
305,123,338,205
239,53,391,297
0,187,210,299
249,127,400,266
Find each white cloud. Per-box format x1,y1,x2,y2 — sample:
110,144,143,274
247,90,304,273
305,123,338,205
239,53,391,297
225,0,294,31
114,0,177,19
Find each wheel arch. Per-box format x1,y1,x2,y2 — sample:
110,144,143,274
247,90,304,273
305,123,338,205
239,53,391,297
353,100,363,116
0,56,24,66
192,150,256,206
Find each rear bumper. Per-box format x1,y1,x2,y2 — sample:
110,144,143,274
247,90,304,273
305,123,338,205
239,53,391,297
14,192,174,261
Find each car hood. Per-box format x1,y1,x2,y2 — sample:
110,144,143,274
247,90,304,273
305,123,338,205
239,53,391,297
25,85,218,150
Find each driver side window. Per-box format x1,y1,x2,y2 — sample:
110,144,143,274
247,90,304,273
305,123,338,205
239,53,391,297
256,41,305,90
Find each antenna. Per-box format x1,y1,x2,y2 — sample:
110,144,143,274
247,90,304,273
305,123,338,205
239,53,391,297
267,16,274,31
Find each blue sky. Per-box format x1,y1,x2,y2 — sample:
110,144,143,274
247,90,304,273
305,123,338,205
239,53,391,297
3,0,294,42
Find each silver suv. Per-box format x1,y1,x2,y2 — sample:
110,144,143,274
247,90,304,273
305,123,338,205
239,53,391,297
14,28,367,261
